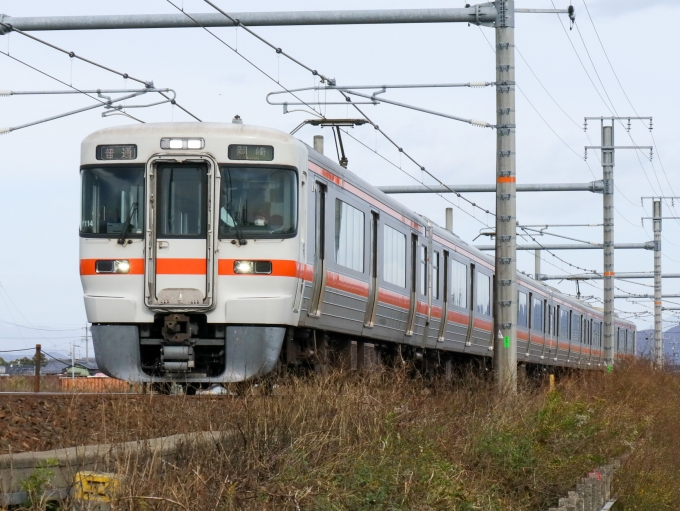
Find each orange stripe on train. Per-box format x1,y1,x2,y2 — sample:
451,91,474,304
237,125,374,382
156,258,207,275
79,258,144,275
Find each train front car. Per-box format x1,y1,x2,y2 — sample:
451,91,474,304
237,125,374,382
80,122,306,383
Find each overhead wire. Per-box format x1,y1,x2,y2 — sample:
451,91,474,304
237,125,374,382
180,0,496,223
0,22,201,122
516,42,643,214
165,0,324,118
549,2,664,200
340,128,491,227
0,50,146,124
477,26,614,297
580,0,680,231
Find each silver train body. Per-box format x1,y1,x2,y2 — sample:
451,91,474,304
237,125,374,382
79,122,636,383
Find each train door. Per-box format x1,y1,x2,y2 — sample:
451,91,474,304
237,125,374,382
145,156,217,309
308,182,327,317
405,233,418,336
364,211,380,327
437,250,449,342
464,263,475,347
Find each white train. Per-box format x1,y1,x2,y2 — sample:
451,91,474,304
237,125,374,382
80,121,636,383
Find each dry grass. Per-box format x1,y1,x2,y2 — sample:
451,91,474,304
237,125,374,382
9,360,680,510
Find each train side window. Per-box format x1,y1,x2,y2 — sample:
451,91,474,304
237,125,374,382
476,272,491,316
419,245,428,296
572,313,581,343
334,199,364,272
533,297,543,332
383,225,406,287
451,259,467,308
517,292,528,327
559,308,569,339
432,251,440,300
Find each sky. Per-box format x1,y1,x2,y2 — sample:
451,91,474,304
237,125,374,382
1,0,679,356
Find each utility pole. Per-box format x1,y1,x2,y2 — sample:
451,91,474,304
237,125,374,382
85,323,89,361
601,120,615,370
34,344,41,393
637,196,680,367
653,199,662,367
493,0,517,393
585,116,653,369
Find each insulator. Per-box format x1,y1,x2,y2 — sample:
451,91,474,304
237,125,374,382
470,119,490,128
468,82,488,88
0,127,10,135
0,90,11,97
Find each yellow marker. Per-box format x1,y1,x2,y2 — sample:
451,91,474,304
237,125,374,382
549,374,555,391
74,471,120,503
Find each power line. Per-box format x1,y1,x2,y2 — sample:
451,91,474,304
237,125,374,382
166,0,324,118
340,128,492,227
519,227,598,275
0,50,146,124
579,0,680,229
549,6,663,198
0,320,83,332
177,0,495,222
1,22,201,122
341,99,495,221
203,0,333,86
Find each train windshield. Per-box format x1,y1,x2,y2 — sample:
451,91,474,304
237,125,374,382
80,166,145,237
219,166,298,239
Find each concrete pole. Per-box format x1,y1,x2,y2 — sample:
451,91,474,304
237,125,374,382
602,121,615,369
445,208,453,232
313,135,324,155
654,199,663,367
493,0,517,393
535,250,541,280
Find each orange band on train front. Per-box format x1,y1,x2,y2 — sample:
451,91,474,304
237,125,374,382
604,272,615,276
80,258,144,275
156,258,207,275
497,176,516,183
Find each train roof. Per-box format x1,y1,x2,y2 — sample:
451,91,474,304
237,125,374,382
301,134,631,325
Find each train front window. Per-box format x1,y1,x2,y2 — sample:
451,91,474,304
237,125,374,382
219,166,297,239
80,167,144,237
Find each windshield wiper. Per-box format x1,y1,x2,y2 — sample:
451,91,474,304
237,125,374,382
118,202,138,246
225,168,247,246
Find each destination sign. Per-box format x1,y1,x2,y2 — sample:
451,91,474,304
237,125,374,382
228,144,274,161
96,145,137,161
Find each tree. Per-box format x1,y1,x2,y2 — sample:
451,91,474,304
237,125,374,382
14,353,48,367
0,357,7,366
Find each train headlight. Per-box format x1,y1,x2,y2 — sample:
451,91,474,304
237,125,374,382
234,261,254,274
160,138,205,150
233,261,273,275
95,259,131,274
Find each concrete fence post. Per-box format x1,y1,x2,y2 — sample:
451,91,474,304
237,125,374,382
583,478,593,511
568,490,584,511
559,496,576,511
